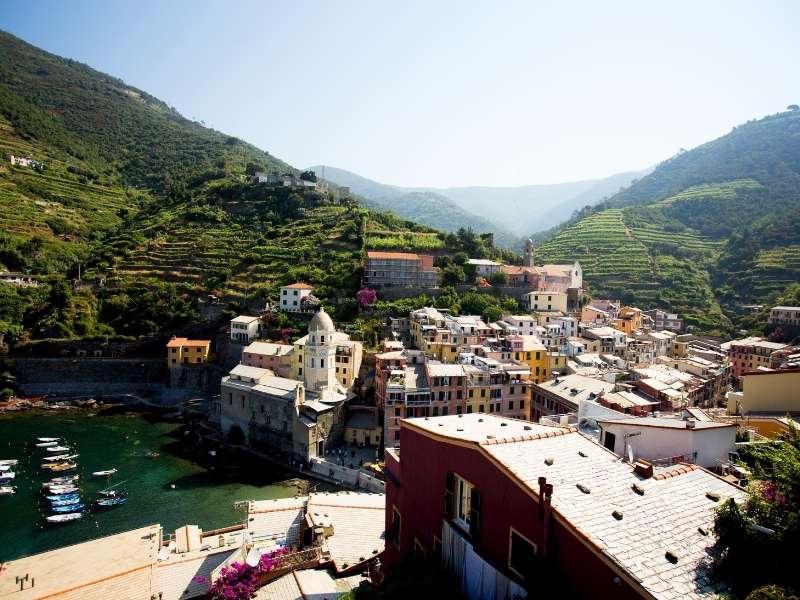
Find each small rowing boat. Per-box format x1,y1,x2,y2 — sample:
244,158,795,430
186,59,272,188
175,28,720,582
0,459,18,467
0,464,11,471
52,503,84,513
47,512,82,523
45,492,80,501
45,486,79,495
44,454,69,461
44,462,77,472
0,472,15,480
47,446,71,453
36,441,58,448
92,469,118,477
37,437,60,442
96,496,127,508
43,475,79,487
51,497,83,507
0,486,15,496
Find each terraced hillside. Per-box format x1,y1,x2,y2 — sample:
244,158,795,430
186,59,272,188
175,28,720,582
0,114,150,273
536,205,729,329
537,109,800,332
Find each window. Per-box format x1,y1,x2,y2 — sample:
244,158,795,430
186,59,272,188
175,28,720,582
468,389,474,399
320,359,324,368
466,405,473,414
394,430,400,441
478,405,484,413
510,386,515,395
320,335,325,343
456,405,463,415
395,407,400,417
432,406,439,416
447,473,481,538
389,507,401,547
442,406,449,416
508,528,538,580
519,400,524,409
508,400,514,410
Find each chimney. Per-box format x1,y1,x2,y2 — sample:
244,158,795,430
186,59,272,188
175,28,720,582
633,459,654,479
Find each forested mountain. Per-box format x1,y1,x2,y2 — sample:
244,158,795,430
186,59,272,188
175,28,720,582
312,165,647,241
536,109,800,331
309,165,518,247
0,31,505,342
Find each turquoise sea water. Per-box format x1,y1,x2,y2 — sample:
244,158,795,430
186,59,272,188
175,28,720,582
0,411,302,561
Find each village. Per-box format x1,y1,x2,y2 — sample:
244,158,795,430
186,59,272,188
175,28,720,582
4,240,798,600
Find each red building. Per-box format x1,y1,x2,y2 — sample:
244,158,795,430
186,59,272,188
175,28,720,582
384,414,746,600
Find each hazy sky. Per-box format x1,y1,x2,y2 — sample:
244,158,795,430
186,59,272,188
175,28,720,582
3,1,799,187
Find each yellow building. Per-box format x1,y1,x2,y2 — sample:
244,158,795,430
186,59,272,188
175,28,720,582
728,369,800,415
511,336,549,384
166,337,210,367
612,306,643,335
548,352,568,376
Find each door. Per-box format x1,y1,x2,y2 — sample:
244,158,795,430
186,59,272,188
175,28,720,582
603,431,616,451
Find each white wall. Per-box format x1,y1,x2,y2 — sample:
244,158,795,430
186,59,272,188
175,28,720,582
600,422,735,468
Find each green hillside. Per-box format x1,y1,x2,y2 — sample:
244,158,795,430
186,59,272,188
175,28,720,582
538,110,800,332
0,31,464,341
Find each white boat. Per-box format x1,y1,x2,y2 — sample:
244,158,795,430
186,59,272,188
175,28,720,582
0,486,15,495
0,465,11,471
43,462,77,472
46,512,82,523
47,446,70,453
42,475,79,487
0,472,16,480
37,437,60,442
44,454,69,461
0,459,18,467
36,441,58,448
46,485,79,494
92,469,118,477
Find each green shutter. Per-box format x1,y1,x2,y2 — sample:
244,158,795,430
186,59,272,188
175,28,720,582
469,488,481,539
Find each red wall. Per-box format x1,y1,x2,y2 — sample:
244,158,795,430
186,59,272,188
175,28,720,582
386,426,644,600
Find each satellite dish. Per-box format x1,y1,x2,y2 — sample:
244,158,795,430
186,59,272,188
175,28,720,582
627,445,635,463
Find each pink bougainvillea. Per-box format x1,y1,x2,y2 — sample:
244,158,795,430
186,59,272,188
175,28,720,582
357,288,378,310
207,548,294,600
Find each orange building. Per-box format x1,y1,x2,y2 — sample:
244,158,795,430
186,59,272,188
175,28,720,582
166,337,211,367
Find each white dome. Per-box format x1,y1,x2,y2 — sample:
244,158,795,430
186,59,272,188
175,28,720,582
308,308,335,333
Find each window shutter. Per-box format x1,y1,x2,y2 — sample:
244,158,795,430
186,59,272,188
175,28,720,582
470,488,481,539
444,472,455,517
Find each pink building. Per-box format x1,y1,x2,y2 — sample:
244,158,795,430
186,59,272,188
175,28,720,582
241,341,294,378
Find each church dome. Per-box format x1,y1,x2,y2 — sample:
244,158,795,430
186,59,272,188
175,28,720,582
308,308,335,333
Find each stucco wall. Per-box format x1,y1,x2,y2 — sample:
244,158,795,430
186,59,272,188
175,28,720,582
385,426,643,600
740,371,800,413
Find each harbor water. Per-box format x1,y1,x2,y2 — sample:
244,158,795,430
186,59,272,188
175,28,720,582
0,410,303,561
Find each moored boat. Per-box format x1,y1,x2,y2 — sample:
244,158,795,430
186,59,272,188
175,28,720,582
0,471,15,480
92,468,118,477
0,486,15,495
45,486,79,496
0,464,11,471
47,446,70,453
0,459,18,466
51,497,82,507
52,503,84,513
47,512,82,523
37,437,60,442
96,496,127,508
44,462,77,472
43,475,79,486
36,441,58,448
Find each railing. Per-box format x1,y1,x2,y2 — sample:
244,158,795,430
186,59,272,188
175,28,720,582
648,452,697,467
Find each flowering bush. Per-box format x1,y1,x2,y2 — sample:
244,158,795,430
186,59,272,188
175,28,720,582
206,548,293,600
357,288,378,310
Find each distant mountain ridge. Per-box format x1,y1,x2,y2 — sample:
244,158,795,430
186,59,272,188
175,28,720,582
311,165,649,241
309,165,519,247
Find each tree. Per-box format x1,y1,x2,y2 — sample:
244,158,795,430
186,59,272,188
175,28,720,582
488,271,508,286
357,288,378,310
441,266,466,287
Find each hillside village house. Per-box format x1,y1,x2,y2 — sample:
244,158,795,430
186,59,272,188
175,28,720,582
384,414,746,600
230,315,260,344
767,305,800,327
580,304,610,324
524,290,568,313
727,368,800,415
722,336,788,379
217,309,362,461
597,416,736,468
467,258,503,278
363,251,440,289
612,306,644,334
531,372,616,420
644,309,683,332
166,337,211,366
280,282,314,312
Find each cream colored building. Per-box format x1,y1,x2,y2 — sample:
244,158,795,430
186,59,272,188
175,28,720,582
524,290,568,313
727,369,800,415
